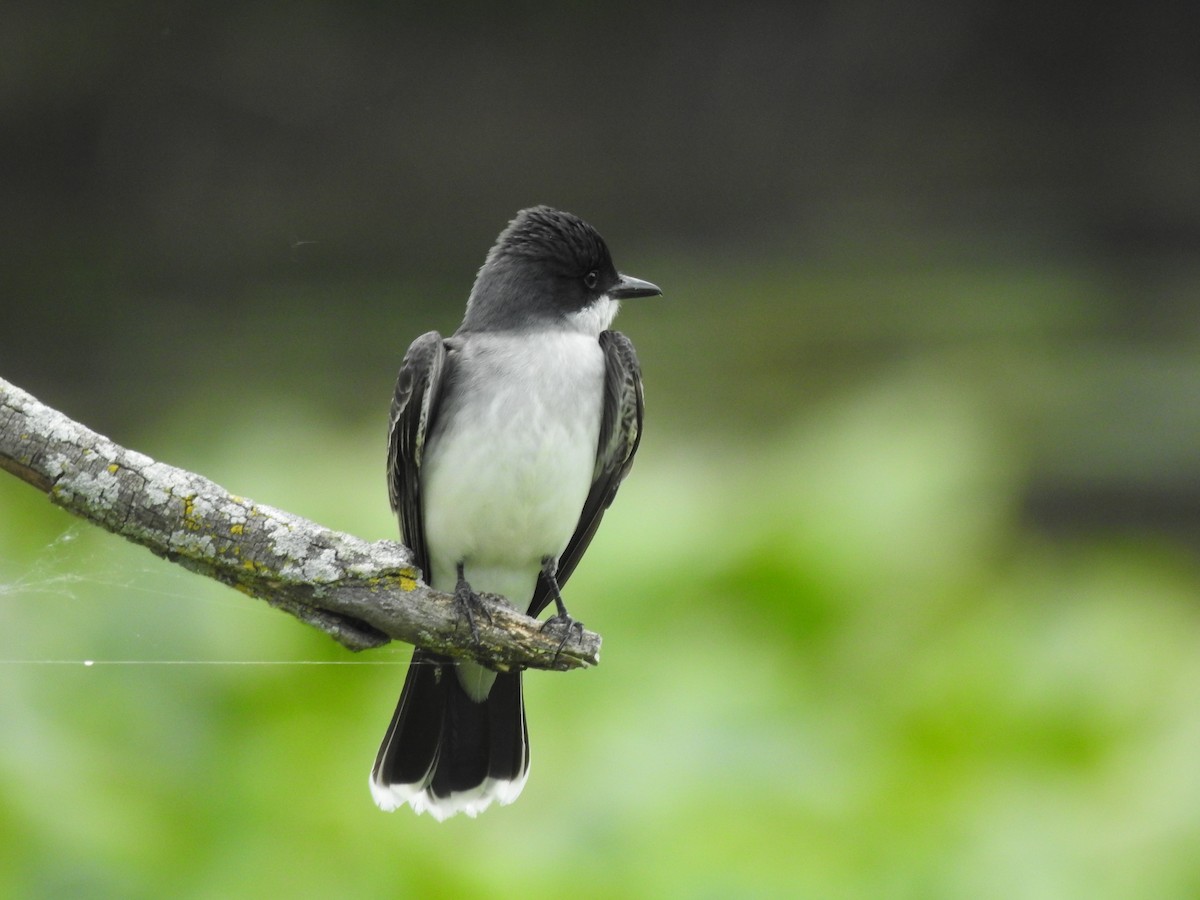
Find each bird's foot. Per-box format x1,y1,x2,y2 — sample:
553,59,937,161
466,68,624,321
540,611,584,669
536,555,581,667
454,562,493,643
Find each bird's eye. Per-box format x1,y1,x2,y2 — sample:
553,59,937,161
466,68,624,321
583,270,599,290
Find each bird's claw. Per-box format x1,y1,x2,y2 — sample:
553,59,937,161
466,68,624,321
540,613,584,668
454,564,493,643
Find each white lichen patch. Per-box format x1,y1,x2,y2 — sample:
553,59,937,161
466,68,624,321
63,467,121,507
268,521,312,560
141,462,187,508
291,546,341,583
346,540,413,577
43,452,72,480
186,493,218,521
227,503,248,528
143,478,173,509
43,411,87,445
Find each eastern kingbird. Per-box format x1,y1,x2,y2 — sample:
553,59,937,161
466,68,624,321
370,206,660,819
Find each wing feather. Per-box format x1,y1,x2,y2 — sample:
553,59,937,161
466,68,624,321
387,331,449,581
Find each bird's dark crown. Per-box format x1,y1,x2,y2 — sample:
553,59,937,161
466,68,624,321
494,206,613,273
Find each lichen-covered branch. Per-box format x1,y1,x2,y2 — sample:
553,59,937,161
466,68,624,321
0,376,600,672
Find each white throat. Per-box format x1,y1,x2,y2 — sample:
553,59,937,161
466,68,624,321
565,295,619,336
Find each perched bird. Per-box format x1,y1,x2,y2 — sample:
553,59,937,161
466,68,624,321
370,206,660,819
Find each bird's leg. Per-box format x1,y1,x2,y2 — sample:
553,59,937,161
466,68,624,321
454,561,493,643
538,556,584,666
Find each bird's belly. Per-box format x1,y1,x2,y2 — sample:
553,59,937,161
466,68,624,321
424,416,596,571
421,335,604,602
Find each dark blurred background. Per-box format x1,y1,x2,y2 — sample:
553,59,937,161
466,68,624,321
3,2,1200,897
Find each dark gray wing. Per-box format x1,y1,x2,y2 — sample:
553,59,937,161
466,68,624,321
386,331,449,582
528,329,644,617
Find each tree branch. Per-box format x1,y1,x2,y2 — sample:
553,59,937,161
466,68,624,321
0,376,600,672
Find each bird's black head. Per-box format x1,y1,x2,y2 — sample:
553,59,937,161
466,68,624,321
460,206,660,335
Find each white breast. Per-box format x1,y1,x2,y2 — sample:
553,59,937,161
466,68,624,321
420,330,606,606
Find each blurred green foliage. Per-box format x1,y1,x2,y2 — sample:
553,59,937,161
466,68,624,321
3,261,1200,898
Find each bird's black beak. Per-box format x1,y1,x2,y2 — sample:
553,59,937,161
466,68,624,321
609,273,662,300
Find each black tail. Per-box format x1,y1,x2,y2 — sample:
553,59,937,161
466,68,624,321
370,649,529,819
